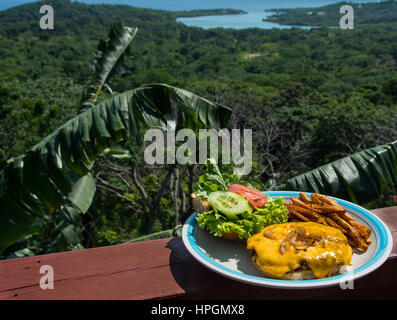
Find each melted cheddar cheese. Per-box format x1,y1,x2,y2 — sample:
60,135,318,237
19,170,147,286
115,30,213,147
246,222,352,279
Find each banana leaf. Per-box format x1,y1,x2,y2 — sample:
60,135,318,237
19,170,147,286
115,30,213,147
82,23,138,107
282,140,397,204
0,85,231,254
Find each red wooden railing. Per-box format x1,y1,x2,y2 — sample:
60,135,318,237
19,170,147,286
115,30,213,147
0,206,396,300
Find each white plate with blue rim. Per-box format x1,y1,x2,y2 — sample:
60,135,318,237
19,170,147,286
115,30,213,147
182,191,393,289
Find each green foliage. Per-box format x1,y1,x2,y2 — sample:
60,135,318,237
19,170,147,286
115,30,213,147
266,1,397,26
194,159,239,199
82,23,138,106
0,0,397,257
0,14,232,255
124,225,182,244
283,140,397,205
0,83,231,254
196,197,288,240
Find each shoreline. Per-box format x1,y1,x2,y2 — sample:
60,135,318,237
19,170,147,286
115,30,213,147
176,11,315,30
262,1,397,27
171,8,246,19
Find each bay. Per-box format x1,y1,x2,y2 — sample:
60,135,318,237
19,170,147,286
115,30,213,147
173,0,379,30
1,0,380,29
176,11,313,30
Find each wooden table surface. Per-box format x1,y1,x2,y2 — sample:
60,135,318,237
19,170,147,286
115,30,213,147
1,206,396,300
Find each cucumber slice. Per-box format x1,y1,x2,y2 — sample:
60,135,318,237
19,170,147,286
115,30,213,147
208,191,252,219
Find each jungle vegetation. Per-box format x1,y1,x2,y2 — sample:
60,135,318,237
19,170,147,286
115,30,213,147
0,0,397,258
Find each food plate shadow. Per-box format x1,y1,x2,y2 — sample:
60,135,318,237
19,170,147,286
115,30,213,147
165,237,221,297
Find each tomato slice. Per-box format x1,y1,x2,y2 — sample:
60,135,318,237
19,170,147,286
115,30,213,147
227,184,268,209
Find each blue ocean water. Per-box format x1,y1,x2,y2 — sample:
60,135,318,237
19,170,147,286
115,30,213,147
0,0,381,29
177,11,314,30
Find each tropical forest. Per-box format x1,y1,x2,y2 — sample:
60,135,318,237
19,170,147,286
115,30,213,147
1,0,397,259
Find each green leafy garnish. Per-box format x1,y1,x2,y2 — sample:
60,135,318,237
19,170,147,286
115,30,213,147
194,158,240,199
196,197,288,240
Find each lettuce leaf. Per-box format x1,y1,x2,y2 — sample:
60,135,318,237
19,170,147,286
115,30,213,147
196,197,288,240
194,158,240,199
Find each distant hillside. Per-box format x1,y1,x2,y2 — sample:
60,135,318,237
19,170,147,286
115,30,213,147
0,0,174,38
0,0,243,38
266,1,397,26
1,0,397,171
1,0,397,255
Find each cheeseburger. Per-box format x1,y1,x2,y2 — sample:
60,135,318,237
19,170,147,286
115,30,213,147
247,221,353,280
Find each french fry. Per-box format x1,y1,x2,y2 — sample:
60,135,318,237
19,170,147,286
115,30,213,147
311,193,323,205
284,204,323,221
299,193,311,203
351,222,371,243
285,192,370,252
325,217,347,234
314,193,344,211
313,193,332,204
328,213,368,252
289,208,310,222
290,197,321,212
310,203,345,214
319,218,330,226
340,211,355,222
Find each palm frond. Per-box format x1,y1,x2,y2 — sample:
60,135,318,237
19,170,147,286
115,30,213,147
0,84,231,253
81,23,138,107
282,140,397,204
